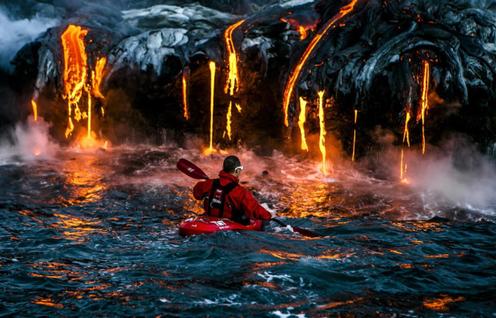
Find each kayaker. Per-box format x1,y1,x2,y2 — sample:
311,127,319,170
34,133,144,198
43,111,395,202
193,155,275,224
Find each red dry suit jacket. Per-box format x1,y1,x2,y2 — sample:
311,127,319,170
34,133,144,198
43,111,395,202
193,171,272,221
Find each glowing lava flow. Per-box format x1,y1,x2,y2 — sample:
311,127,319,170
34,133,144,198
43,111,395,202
226,102,233,140
224,19,245,96
61,25,89,138
87,90,92,139
31,99,38,122
403,111,411,147
224,19,245,140
91,57,106,99
182,70,190,120
420,61,430,154
298,26,308,40
298,97,309,151
400,111,411,183
209,61,216,152
318,90,327,175
282,0,358,127
352,109,358,162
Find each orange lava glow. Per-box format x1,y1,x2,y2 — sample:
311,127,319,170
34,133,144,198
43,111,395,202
298,26,308,40
280,18,317,41
33,297,64,309
87,90,92,139
61,153,107,206
225,101,241,141
91,57,107,99
224,19,245,96
298,97,308,151
31,99,38,121
400,110,411,183
52,213,103,242
403,111,411,147
282,0,359,127
352,109,358,161
61,24,89,138
182,70,189,120
318,90,327,175
209,61,216,152
420,61,430,154
423,295,464,312
226,101,233,140
400,149,409,184
317,297,364,310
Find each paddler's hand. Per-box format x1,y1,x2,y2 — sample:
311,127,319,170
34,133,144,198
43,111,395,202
261,203,277,218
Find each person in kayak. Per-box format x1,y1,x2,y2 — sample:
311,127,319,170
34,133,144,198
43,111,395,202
193,155,275,224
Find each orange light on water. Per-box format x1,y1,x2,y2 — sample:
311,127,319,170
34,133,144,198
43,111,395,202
282,0,358,127
423,295,464,312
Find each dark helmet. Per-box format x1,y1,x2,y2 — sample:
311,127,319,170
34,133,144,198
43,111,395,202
223,155,242,173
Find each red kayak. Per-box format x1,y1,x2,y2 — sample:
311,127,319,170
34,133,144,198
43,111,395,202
179,216,263,236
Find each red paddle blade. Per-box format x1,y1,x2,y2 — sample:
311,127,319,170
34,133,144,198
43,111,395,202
177,158,209,180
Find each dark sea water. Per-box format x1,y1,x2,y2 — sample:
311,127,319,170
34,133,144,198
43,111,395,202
0,145,495,317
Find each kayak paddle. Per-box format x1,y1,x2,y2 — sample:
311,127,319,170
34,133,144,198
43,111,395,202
177,158,209,180
270,218,321,238
176,158,321,238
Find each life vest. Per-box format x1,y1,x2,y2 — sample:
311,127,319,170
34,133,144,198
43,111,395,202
205,179,249,225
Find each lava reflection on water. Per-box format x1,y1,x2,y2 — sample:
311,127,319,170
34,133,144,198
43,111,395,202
423,295,465,312
62,153,106,205
52,213,104,242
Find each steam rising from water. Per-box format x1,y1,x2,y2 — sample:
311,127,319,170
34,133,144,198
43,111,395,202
0,117,58,163
0,122,494,221
407,145,496,217
0,9,58,71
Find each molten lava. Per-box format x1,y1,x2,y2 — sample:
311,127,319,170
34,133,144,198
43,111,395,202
403,111,411,147
298,26,308,40
61,25,89,138
31,99,38,122
298,97,308,151
420,61,430,154
209,61,216,152
87,90,92,139
352,109,358,162
280,18,317,41
182,70,190,120
282,0,359,127
91,57,106,99
226,102,233,140
223,20,245,141
400,111,411,183
224,19,245,96
317,90,327,175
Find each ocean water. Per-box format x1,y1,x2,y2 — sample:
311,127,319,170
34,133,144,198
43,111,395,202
0,145,495,317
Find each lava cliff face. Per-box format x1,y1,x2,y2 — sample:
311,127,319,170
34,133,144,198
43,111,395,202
3,0,496,154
